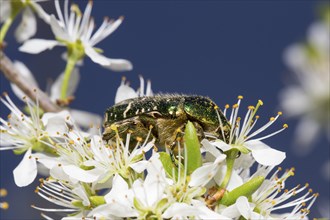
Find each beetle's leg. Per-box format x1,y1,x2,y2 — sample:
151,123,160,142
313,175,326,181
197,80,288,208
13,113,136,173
102,121,132,142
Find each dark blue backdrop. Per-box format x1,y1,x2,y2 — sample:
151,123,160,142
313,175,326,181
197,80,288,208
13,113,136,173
1,1,329,219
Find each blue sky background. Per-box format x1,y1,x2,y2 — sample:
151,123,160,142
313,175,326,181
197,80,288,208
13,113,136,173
1,0,329,219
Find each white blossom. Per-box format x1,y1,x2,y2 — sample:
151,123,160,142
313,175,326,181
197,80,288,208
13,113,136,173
207,96,286,166
0,0,50,42
115,75,153,104
11,61,102,134
280,19,330,155
220,166,318,219
19,0,132,71
0,93,57,187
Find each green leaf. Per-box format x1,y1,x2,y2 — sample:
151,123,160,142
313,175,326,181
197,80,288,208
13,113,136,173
184,121,202,175
220,176,265,206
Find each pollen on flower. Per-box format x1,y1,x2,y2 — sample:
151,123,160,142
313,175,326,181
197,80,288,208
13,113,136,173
238,95,243,99
225,104,230,109
248,105,254,110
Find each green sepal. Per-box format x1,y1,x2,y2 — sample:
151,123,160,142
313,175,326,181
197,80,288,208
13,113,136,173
155,198,169,211
184,121,202,175
159,152,183,180
13,147,28,155
80,164,95,171
72,200,84,208
89,196,106,207
234,145,250,154
220,176,265,206
133,197,144,211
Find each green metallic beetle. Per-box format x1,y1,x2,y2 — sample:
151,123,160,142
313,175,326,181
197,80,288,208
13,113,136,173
103,95,231,148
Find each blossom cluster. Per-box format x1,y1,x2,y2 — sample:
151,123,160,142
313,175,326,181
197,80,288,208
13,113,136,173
0,88,318,219
0,0,321,219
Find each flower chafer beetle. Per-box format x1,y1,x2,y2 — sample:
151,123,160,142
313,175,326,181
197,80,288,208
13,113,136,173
103,95,231,148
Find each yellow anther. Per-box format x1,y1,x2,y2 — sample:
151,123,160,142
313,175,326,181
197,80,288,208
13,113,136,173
283,124,288,128
258,99,263,105
238,95,243,99
269,117,275,121
278,111,283,115
278,167,282,171
1,202,9,210
248,106,255,110
233,104,238,109
301,202,306,206
149,125,154,129
225,104,230,109
255,115,260,119
214,105,219,110
308,188,313,193
71,3,82,17
314,193,319,197
136,137,143,142
0,189,7,197
69,140,74,145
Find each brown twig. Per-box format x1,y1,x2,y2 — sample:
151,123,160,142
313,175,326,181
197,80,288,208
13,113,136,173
0,50,61,112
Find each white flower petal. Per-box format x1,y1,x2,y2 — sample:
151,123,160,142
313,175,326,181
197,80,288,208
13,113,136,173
0,0,10,23
236,196,253,219
104,174,130,204
69,109,102,131
189,163,215,187
13,148,37,187
30,1,51,23
11,61,39,101
50,165,75,183
62,165,100,183
201,139,222,158
221,203,241,218
50,68,80,101
212,140,232,152
33,153,57,169
15,7,37,43
19,39,59,54
89,203,137,218
129,161,148,173
72,185,90,206
42,110,70,136
49,15,70,41
280,86,309,117
246,140,286,166
162,203,200,218
115,80,138,104
85,46,133,71
292,117,320,156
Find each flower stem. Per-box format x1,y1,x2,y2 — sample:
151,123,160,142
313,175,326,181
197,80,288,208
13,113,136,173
220,149,238,189
0,12,19,44
60,57,77,100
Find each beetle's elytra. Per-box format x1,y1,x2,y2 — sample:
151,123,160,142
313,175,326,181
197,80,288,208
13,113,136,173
103,95,231,147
